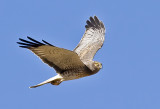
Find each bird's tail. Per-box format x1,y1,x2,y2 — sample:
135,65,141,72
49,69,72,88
29,74,63,88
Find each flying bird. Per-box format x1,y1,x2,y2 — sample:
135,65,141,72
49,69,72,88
17,16,105,88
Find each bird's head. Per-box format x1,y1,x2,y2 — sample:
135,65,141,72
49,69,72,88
93,61,102,73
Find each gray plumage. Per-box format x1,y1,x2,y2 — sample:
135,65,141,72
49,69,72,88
17,16,105,88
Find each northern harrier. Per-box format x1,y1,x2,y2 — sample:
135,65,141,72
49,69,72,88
17,16,105,88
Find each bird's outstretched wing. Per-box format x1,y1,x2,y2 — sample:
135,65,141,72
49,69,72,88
74,16,105,62
17,36,85,73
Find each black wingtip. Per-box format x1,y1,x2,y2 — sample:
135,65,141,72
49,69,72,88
19,46,30,48
94,16,100,25
27,36,44,45
85,16,104,29
17,37,54,48
89,16,96,25
42,40,54,46
86,20,94,27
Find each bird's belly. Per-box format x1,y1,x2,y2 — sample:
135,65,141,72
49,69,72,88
60,71,89,81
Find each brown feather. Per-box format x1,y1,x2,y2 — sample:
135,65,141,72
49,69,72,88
29,45,86,72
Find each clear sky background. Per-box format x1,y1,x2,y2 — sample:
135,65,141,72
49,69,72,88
0,0,160,109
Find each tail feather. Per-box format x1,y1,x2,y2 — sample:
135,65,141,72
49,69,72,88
29,74,63,88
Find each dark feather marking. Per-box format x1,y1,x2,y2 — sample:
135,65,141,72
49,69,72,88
85,25,89,29
27,36,44,45
94,16,100,26
19,38,36,45
19,46,30,48
86,20,94,27
90,17,96,26
42,40,54,46
17,42,35,46
85,16,104,30
86,34,93,36
100,22,105,28
17,37,54,48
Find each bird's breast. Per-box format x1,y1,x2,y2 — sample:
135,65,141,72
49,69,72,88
60,70,91,81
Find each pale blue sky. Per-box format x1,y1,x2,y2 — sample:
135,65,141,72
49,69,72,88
0,0,160,109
